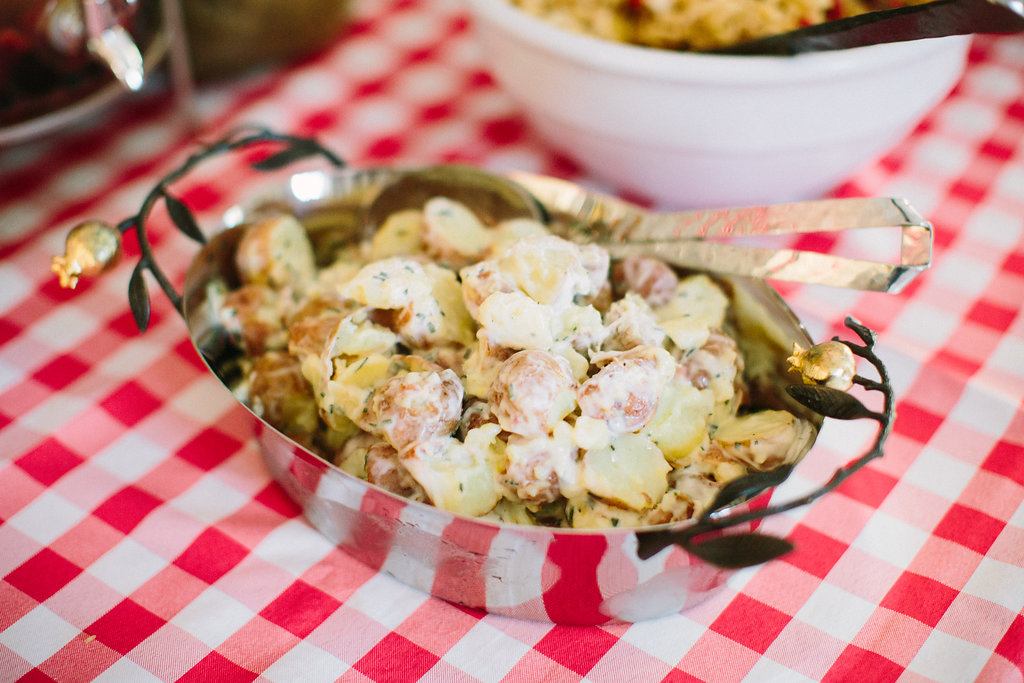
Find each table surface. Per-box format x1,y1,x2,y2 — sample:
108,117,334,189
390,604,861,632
2,1,1023,681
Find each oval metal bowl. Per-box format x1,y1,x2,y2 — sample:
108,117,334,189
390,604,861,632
179,167,827,624
56,130,895,624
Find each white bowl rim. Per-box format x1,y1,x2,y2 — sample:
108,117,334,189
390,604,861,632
465,0,971,84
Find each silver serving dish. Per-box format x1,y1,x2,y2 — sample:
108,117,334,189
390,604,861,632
56,131,899,624
180,167,826,624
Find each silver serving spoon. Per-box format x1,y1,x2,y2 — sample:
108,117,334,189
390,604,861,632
712,0,1024,56
81,0,144,91
365,166,932,293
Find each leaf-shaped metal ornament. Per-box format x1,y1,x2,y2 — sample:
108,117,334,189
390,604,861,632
686,533,795,569
636,529,688,560
635,317,895,569
847,318,877,347
706,465,794,515
786,384,879,420
164,192,206,245
128,262,150,332
58,128,346,320
251,138,343,171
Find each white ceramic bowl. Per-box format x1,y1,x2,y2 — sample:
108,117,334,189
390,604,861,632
464,0,971,208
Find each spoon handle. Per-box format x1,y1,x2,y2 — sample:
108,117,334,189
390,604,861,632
711,0,1024,56
601,229,930,292
512,172,932,293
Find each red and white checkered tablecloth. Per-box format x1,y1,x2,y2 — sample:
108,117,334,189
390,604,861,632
1,0,1022,680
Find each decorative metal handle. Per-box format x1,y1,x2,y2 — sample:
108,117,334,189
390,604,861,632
636,316,894,568
52,126,345,331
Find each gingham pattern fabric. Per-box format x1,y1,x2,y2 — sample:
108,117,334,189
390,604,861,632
1,0,1022,679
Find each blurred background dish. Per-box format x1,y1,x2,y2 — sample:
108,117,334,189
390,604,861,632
0,36,168,147
464,0,970,208
179,0,351,82
0,0,164,146
0,0,351,146
503,0,920,52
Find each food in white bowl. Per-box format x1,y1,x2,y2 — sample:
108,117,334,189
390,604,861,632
463,0,970,207
508,0,905,51
210,189,817,529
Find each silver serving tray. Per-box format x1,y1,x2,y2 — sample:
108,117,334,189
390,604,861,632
180,168,824,624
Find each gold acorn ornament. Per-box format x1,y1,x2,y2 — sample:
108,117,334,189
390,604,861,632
48,126,346,331
787,340,857,391
52,221,123,289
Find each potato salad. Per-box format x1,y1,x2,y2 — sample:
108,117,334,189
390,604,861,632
213,194,813,528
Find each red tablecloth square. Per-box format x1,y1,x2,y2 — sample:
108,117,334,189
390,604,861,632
993,613,1024,670
880,571,960,628
15,439,84,487
835,465,899,509
86,598,166,655
0,318,19,346
353,631,440,683
982,439,1024,487
1002,250,1024,276
178,650,259,683
92,485,163,535
174,527,252,585
100,381,163,427
661,669,707,683
109,310,150,338
933,502,1006,555
252,481,303,518
174,339,211,373
710,594,792,655
5,549,82,604
782,524,851,579
259,580,342,639
532,624,619,677
823,644,903,683
177,428,246,472
892,404,945,444
31,354,90,392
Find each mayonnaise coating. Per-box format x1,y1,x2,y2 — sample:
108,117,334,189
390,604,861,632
221,196,812,528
